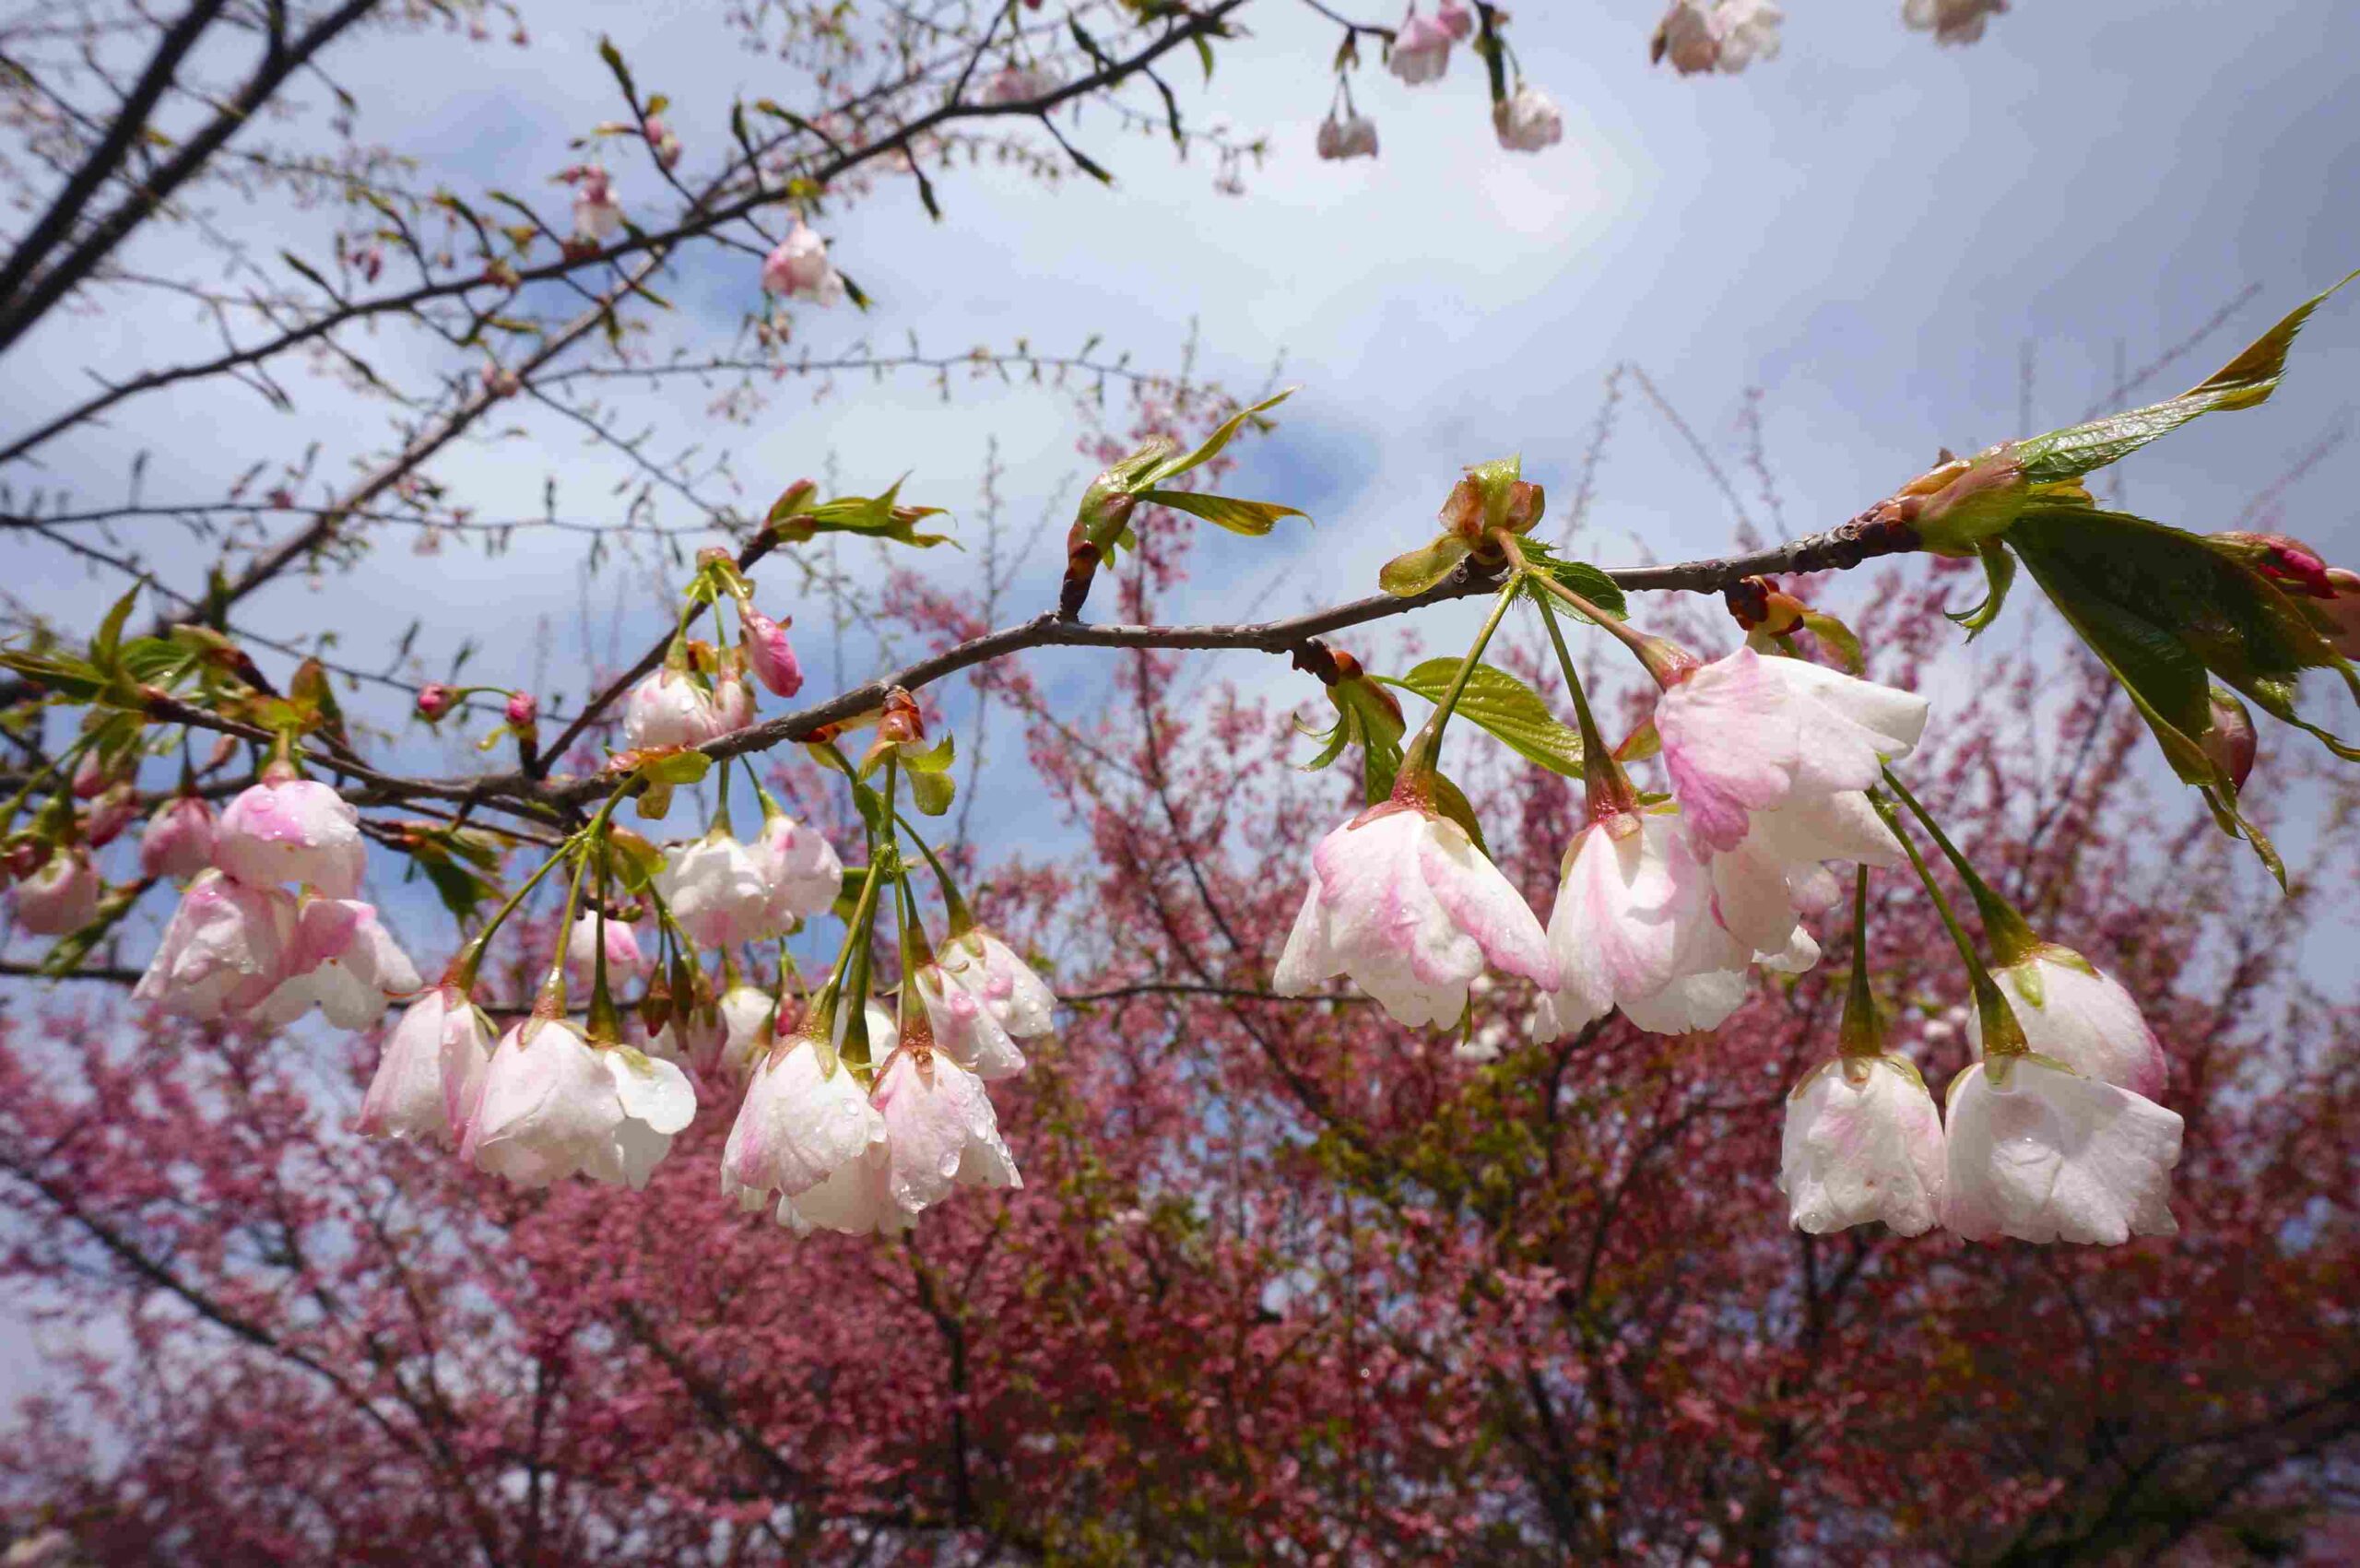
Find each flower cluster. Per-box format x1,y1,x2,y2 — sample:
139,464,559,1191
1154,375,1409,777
1652,0,1785,75
136,766,419,1030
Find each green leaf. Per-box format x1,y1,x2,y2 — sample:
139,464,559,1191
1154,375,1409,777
830,867,869,923
1516,541,1628,619
1139,388,1295,489
1135,489,1306,536
596,35,639,106
2015,272,2355,485
900,732,956,773
1426,772,1489,860
908,768,954,817
1945,539,2018,639
1383,658,1585,777
1614,716,1660,764
90,586,138,671
0,651,105,701
770,477,952,548
1377,534,1470,598
1297,677,1407,806
639,749,714,785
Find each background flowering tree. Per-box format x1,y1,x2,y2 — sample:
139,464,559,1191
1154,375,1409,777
1,0,2357,1563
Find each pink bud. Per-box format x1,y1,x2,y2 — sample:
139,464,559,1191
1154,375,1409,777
1436,0,1475,40
2214,530,2335,595
86,784,138,848
481,364,521,398
417,683,458,721
506,690,539,728
645,115,681,170
741,608,804,698
2322,567,2360,660
140,796,218,881
2203,692,2258,794
71,749,111,800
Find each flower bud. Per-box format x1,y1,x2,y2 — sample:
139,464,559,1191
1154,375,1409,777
2201,689,2257,794
2211,530,2335,595
85,784,137,848
416,682,458,721
506,690,539,729
480,364,520,399
140,796,218,881
71,749,112,800
740,607,803,698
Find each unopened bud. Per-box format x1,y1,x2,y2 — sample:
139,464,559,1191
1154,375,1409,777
505,690,538,728
2202,688,2258,795
70,749,112,800
85,784,138,848
1726,575,1805,636
2212,530,2335,597
416,682,458,721
480,364,521,399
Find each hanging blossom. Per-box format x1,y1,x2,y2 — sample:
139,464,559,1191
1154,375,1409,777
1534,807,1759,1037
656,828,782,949
564,910,647,988
1942,1056,2183,1245
1654,646,1929,957
1652,0,1784,75
255,897,420,1029
461,1019,698,1190
914,926,1056,1081
1781,1054,1948,1237
1493,84,1565,153
1316,110,1379,162
359,985,499,1146
981,62,1061,106
1387,10,1455,86
1274,796,1556,1028
713,983,779,1081
643,113,681,169
749,805,845,933
723,1007,890,1225
739,607,803,698
134,869,298,1021
569,165,622,245
1969,946,2169,1101
760,220,845,307
215,768,367,897
1903,0,2008,47
13,847,100,936
138,796,218,881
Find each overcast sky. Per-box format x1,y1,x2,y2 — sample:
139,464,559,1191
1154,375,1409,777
4,0,2357,964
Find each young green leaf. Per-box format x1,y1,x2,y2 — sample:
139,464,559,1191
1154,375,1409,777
1136,489,1306,536
1377,535,1471,598
1382,658,1585,777
1945,539,2019,638
1139,388,1295,489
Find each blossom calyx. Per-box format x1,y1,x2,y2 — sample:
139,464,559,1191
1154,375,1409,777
1889,445,2028,558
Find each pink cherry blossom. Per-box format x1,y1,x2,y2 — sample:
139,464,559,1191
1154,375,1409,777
1493,85,1564,153
13,847,100,936
1715,0,1784,70
564,912,646,989
1903,0,2008,47
1273,802,1556,1028
655,827,783,949
935,926,1057,1041
1534,809,1753,1037
740,607,803,698
1970,949,2168,1101
721,1032,886,1218
570,166,621,244
1315,111,1379,162
83,784,137,848
914,961,1029,1079
461,1020,696,1190
621,668,738,750
760,221,845,306
644,113,681,169
749,810,844,929
139,796,218,881
1943,1058,2182,1245
1779,1055,1946,1236
133,869,298,1020
359,986,497,1145
1387,14,1453,86
1435,0,1474,41
870,1043,1021,1215
215,775,367,896
254,896,420,1030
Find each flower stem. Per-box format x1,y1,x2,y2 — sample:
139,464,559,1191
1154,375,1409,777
1407,579,1519,777
1879,767,2040,966
1837,867,1882,1060
1872,789,2028,1058
1529,587,1637,821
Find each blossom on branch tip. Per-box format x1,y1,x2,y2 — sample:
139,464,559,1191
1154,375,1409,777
461,1020,696,1190
216,775,367,897
936,927,1058,1041
1316,111,1379,162
1970,949,2168,1101
360,986,497,1145
13,847,100,936
1493,86,1565,153
255,897,420,1030
760,221,845,307
134,870,298,1020
1387,14,1454,86
139,796,218,882
1779,1055,1947,1236
1273,800,1556,1029
1942,1057,2182,1245
644,114,681,169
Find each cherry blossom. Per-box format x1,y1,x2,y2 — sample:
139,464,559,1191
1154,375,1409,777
460,1020,697,1190
1970,948,2169,1101
1779,1055,1947,1236
749,808,845,930
621,667,743,750
935,925,1058,1042
721,1029,886,1219
739,607,803,697
1273,800,1555,1028
655,827,785,949
1315,111,1378,162
1493,85,1565,152
358,986,497,1145
760,220,845,307
1534,808,1753,1036
138,796,218,881
133,869,298,1021
12,847,100,935
215,772,367,896
254,897,420,1030
564,911,647,988
1903,0,2008,47
1387,13,1454,86
1942,1057,2183,1245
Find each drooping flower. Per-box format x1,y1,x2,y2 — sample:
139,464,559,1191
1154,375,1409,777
215,773,367,896
461,1020,697,1189
85,785,137,848
1657,648,1929,858
1651,0,1722,74
1700,786,1909,959
721,1030,886,1218
254,897,421,1030
714,983,778,1081
1969,949,2168,1101
1714,0,1785,70
914,961,1028,1079
564,911,646,988
1273,800,1556,1028
749,808,844,930
1942,1057,2183,1245
139,796,218,881
1387,13,1454,85
133,869,298,1020
935,925,1058,1043
570,166,622,245
1779,1055,1947,1236
1493,84,1565,152
359,986,498,1145
1435,0,1475,40
1315,110,1379,162
740,607,803,698
1533,808,1756,1037
621,667,739,750
760,220,845,306
1902,0,2008,47
13,848,100,936
644,113,681,169
655,827,782,949
868,1037,1021,1215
